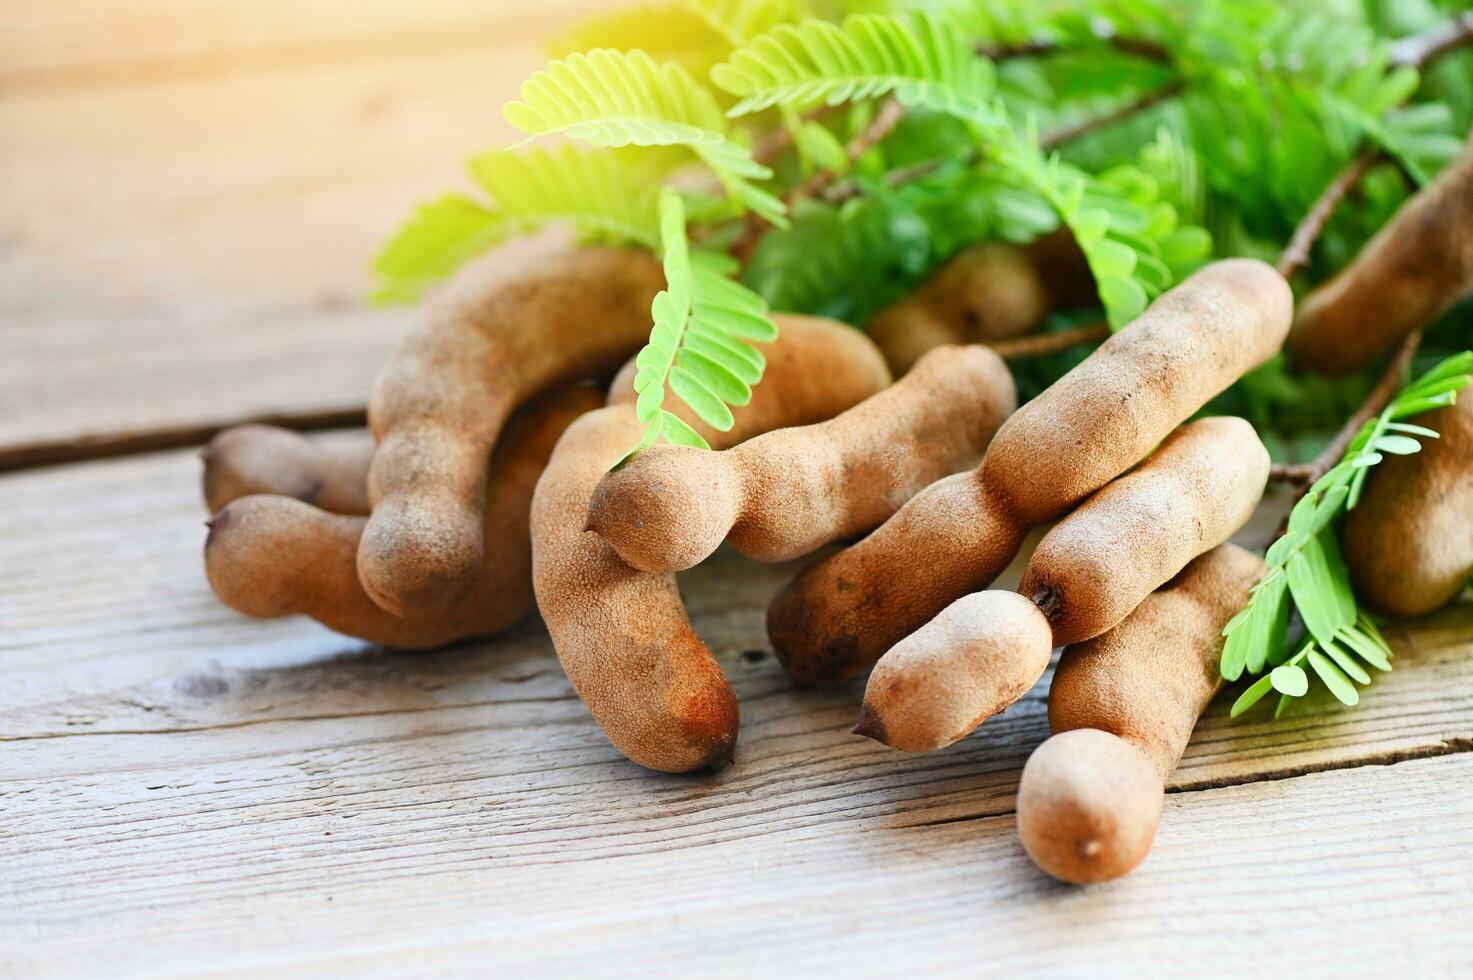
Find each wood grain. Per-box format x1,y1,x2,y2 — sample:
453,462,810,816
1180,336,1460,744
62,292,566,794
0,7,575,466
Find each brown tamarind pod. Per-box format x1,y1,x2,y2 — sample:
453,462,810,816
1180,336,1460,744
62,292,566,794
202,426,375,515
852,592,1053,753
1288,135,1473,375
865,231,1096,375
1021,416,1269,646
360,247,665,619
855,417,1268,753
1017,544,1266,884
585,344,1016,574
533,316,891,773
204,386,601,648
1345,394,1473,616
771,259,1292,685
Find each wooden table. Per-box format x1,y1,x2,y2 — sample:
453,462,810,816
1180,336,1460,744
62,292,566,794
4,3,1471,975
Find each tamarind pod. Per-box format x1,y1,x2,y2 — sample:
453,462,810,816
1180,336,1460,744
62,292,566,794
770,259,1292,684
533,316,892,773
854,417,1269,752
359,247,666,619
864,231,1095,375
1018,544,1266,884
852,591,1053,753
1021,416,1269,645
1345,394,1473,616
1288,136,1473,375
204,386,602,649
585,344,1016,573
202,426,375,515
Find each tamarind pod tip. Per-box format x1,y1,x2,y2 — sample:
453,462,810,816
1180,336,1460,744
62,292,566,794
851,708,888,745
1016,729,1164,885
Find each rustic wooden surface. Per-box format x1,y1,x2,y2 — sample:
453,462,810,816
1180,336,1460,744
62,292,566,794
2,2,1471,977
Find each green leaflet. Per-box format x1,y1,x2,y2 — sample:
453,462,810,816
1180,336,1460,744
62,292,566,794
371,146,661,304
620,190,780,464
1226,352,1473,720
504,49,786,224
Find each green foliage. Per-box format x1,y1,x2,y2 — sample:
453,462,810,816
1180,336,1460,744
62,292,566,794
623,190,780,460
371,146,659,303
544,4,731,77
504,49,785,223
687,0,811,46
711,12,997,116
1225,352,1473,718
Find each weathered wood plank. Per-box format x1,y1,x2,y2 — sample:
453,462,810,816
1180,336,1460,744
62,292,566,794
0,0,593,85
4,747,1469,975
0,33,573,463
1,450,1469,798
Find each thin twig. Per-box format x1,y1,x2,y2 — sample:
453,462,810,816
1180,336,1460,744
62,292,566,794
1272,330,1425,494
978,33,1172,64
731,96,907,263
988,321,1111,360
1391,11,1473,68
1039,80,1185,150
1275,148,1380,280
1273,14,1473,279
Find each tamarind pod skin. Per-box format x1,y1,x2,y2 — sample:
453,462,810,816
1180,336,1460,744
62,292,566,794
534,316,892,773
770,258,1292,684
1345,395,1473,616
853,591,1052,753
204,387,601,649
1288,135,1473,375
866,245,1051,374
202,426,375,515
856,417,1268,752
1021,416,1269,645
360,247,666,619
1019,544,1266,884
864,231,1095,376
586,344,1016,573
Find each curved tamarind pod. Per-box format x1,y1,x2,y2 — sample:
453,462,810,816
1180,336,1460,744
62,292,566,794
856,418,1268,752
851,592,1053,753
202,426,375,515
1345,394,1473,616
1288,135,1473,375
771,259,1292,685
533,316,891,773
865,231,1096,375
204,387,601,649
585,344,1016,573
1018,544,1266,884
1021,416,1269,645
360,247,666,619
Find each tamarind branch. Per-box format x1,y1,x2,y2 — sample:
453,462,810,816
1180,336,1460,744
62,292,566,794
731,96,907,263
1390,11,1473,69
987,321,1111,360
1269,329,1424,498
1275,149,1381,281
1275,14,1473,280
977,33,1171,65
1039,80,1186,150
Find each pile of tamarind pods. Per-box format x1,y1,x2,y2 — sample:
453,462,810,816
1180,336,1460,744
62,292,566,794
202,137,1473,886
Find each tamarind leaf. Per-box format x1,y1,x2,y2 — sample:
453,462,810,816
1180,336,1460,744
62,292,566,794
1307,649,1359,706
1322,640,1371,685
1339,626,1392,673
371,195,508,304
1371,434,1422,455
684,0,807,48
1286,531,1356,650
1383,422,1439,438
712,12,994,117
660,411,710,449
1230,673,1276,717
468,146,662,248
1269,664,1309,698
670,367,737,430
503,49,784,223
